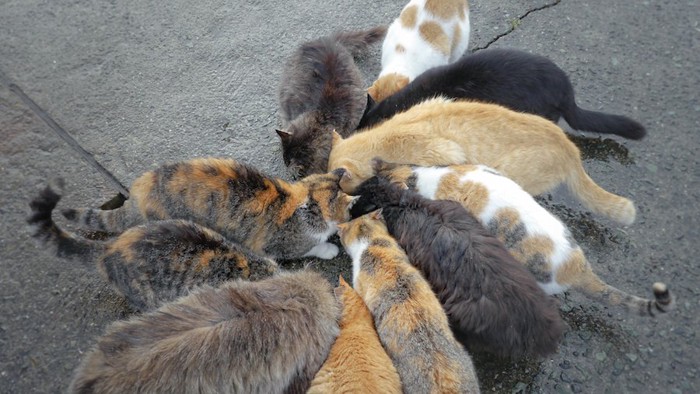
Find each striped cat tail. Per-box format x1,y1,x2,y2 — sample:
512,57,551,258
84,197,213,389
565,160,636,225
61,197,143,233
573,266,675,317
27,179,105,266
333,26,387,58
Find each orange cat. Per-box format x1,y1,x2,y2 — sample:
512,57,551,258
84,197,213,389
328,97,636,225
307,276,402,394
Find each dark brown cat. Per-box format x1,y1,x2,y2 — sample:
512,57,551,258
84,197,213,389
27,179,279,312
277,26,386,178
349,176,566,359
59,158,355,260
69,270,340,394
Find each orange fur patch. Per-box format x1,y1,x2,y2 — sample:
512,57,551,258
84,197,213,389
425,0,465,20
105,227,145,262
419,21,450,55
399,5,418,28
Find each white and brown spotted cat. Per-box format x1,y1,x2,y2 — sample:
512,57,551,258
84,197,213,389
328,97,637,226
373,159,675,316
369,0,470,102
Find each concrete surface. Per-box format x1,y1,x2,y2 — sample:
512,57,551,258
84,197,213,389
1,0,698,392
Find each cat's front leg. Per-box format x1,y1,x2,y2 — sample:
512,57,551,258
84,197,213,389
304,242,340,259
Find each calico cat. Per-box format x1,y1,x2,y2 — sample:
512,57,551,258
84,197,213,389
307,276,402,394
328,97,637,225
277,26,386,179
369,0,470,102
27,180,279,312
348,176,565,359
359,48,646,140
337,211,480,393
60,158,356,260
69,270,340,394
373,160,676,316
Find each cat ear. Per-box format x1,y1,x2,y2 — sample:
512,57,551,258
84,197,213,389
276,129,292,141
336,222,349,236
371,157,387,173
366,92,376,108
370,208,384,221
367,85,378,101
331,167,347,179
331,130,343,147
337,275,350,287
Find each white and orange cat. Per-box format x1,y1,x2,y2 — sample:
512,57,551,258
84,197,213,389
327,97,637,225
373,159,675,317
368,0,470,102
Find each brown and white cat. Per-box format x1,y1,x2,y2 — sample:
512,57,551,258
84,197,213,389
328,97,636,225
27,180,279,312
373,160,675,316
277,26,386,178
60,158,355,260
69,270,340,394
338,211,480,393
369,0,471,102
307,276,402,394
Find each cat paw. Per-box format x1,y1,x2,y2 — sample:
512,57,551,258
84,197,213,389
304,242,340,260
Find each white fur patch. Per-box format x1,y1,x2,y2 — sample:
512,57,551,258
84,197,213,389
304,242,339,260
313,221,338,242
414,166,452,199
343,239,370,288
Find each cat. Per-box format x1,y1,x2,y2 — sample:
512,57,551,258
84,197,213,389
59,157,356,260
27,179,279,312
358,48,646,140
348,176,566,359
368,0,470,102
68,270,340,394
307,276,402,394
337,210,480,393
373,159,676,316
328,97,637,225
277,26,387,179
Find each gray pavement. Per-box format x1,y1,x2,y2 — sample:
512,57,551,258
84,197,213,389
1,0,698,392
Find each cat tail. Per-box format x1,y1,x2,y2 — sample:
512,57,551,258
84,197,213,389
571,258,676,316
27,179,106,266
565,161,636,225
333,26,387,58
61,196,143,233
562,105,646,140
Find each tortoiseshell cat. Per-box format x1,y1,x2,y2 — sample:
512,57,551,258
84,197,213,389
277,26,386,178
308,276,402,394
338,211,480,393
348,176,565,359
359,48,646,140
328,97,637,225
60,158,355,260
69,270,340,394
27,180,279,312
374,160,676,316
369,0,471,102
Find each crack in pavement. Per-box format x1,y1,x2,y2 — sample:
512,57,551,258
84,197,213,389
473,0,562,52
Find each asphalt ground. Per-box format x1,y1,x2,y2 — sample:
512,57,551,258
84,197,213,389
1,0,698,392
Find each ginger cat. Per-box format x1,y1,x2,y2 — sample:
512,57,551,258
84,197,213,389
28,180,279,312
328,97,636,225
369,0,470,102
307,276,402,394
338,211,480,393
69,270,340,394
60,158,356,260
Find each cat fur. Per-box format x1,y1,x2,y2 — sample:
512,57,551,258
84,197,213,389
328,97,637,225
338,211,480,393
27,179,279,312
60,158,355,260
348,176,565,359
359,48,646,140
277,26,387,178
307,276,402,394
69,270,340,394
374,160,675,316
368,0,471,102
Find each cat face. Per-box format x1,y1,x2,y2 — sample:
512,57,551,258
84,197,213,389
367,73,410,102
277,115,333,179
297,169,357,226
337,209,386,248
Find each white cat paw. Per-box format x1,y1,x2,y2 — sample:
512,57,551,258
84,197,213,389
304,242,339,260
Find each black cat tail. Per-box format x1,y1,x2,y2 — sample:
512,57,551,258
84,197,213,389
333,25,387,58
27,179,105,266
563,105,646,140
